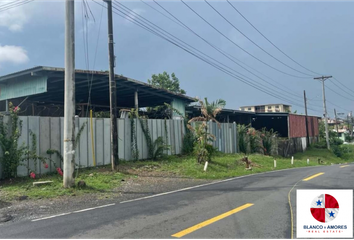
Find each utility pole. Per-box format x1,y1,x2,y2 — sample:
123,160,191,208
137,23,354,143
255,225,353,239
303,90,310,146
314,76,332,150
351,111,353,137
63,0,75,187
334,108,339,136
104,0,119,170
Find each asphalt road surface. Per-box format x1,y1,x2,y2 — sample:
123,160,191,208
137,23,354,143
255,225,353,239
0,163,353,239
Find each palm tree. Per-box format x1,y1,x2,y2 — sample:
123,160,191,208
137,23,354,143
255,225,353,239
188,98,226,163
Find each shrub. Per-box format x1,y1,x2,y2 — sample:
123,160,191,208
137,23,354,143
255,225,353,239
0,104,27,179
139,117,170,160
182,131,195,155
260,128,277,155
248,128,262,153
237,124,249,154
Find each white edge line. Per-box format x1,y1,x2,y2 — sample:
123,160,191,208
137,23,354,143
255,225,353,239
31,203,116,222
73,203,115,213
120,164,338,204
31,212,72,222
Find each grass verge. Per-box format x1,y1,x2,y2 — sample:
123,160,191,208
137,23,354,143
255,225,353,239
0,167,127,201
1,147,352,201
121,147,352,180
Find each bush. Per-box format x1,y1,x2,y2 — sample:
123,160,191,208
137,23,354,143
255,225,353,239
182,131,195,155
237,124,249,154
330,138,343,146
331,145,343,158
313,140,327,149
345,134,353,142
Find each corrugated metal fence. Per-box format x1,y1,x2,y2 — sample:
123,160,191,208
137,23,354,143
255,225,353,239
0,116,237,178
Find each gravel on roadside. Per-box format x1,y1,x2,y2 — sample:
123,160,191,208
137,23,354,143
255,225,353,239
0,171,214,224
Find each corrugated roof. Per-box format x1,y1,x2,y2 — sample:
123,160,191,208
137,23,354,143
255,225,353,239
0,66,196,107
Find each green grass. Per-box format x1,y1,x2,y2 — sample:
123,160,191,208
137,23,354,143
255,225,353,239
0,166,127,201
1,147,353,201
340,144,354,160
121,147,353,180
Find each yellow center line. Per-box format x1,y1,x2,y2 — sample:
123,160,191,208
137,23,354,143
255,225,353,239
302,172,324,181
340,165,350,168
171,203,254,238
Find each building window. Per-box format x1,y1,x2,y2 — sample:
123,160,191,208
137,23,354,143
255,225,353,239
275,105,279,108
248,108,251,111
268,106,272,109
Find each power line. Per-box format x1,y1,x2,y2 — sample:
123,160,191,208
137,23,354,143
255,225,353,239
329,78,354,98
150,0,304,98
86,2,105,116
205,0,314,77
114,1,307,106
150,0,304,101
326,85,354,102
99,0,320,111
326,100,351,113
180,0,310,79
0,0,33,13
333,77,354,95
226,0,322,76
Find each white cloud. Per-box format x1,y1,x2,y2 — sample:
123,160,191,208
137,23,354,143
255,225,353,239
0,45,29,67
0,0,31,32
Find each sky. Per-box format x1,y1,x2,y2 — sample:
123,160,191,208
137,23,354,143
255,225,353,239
0,0,353,118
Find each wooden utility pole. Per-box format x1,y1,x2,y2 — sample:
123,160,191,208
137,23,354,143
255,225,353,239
63,0,75,187
303,90,310,146
104,0,119,170
351,111,353,137
334,108,339,136
314,76,332,150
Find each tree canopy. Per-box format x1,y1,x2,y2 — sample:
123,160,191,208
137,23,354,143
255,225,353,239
148,72,186,94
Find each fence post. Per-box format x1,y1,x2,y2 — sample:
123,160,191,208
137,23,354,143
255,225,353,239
274,159,276,168
307,159,309,165
291,156,294,165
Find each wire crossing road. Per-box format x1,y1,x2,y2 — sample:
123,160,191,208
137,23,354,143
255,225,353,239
0,164,352,239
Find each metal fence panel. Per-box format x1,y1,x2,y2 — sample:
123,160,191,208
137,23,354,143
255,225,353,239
0,117,239,177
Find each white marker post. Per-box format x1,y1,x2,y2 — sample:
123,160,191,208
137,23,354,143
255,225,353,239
204,161,208,171
307,159,309,165
291,156,294,165
274,159,277,168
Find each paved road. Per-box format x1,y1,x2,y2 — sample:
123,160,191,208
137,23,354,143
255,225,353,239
0,164,353,238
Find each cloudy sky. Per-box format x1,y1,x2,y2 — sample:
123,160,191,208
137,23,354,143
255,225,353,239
0,0,353,117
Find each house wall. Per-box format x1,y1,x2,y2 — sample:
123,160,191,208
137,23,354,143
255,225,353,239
240,105,291,113
288,114,319,138
0,116,238,178
171,98,186,119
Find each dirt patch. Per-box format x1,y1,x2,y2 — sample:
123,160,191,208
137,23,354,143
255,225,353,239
0,169,213,224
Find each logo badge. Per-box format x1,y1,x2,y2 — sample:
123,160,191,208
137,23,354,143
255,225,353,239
297,189,353,238
310,194,339,223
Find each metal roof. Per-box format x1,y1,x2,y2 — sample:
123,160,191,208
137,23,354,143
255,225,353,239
239,103,292,108
255,112,321,118
186,105,255,115
0,66,196,108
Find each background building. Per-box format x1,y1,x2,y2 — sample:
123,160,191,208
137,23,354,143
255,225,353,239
239,104,291,113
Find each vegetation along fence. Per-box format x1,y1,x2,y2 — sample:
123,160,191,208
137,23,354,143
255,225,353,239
0,116,238,178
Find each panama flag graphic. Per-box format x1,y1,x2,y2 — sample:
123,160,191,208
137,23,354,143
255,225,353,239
310,194,339,223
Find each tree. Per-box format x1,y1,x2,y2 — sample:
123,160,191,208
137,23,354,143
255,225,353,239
148,72,186,94
188,98,226,163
